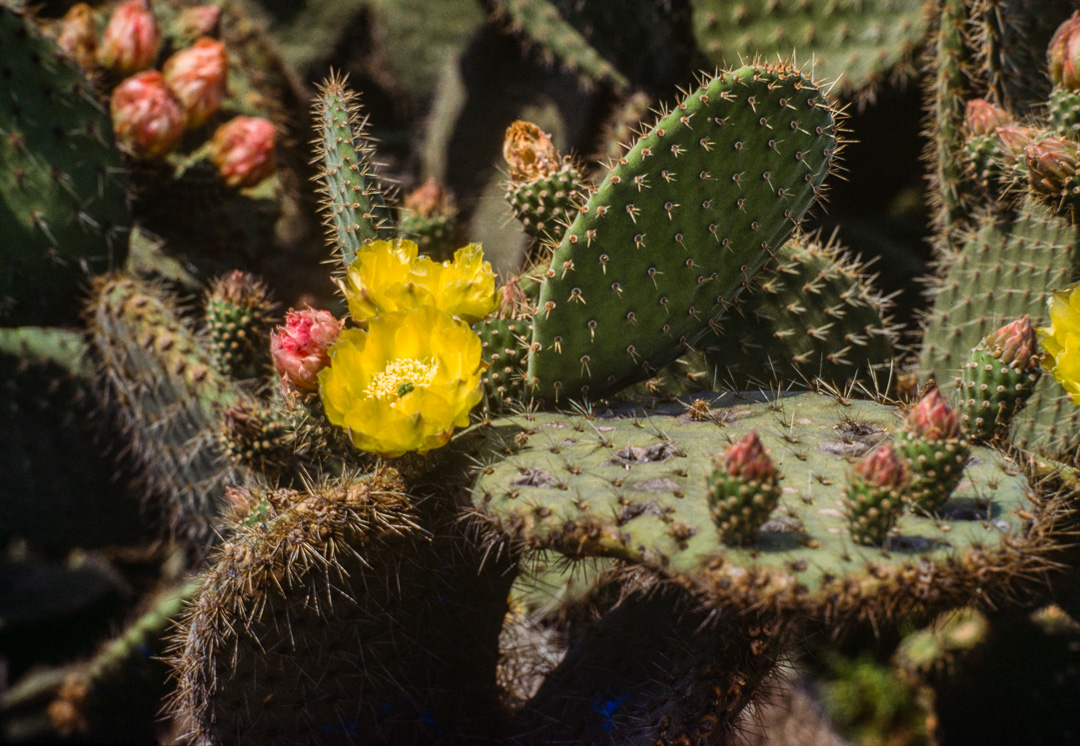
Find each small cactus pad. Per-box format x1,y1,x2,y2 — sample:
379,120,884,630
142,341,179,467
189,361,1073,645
203,271,274,380
470,391,1069,623
958,317,1043,442
900,390,970,515
708,431,782,545
526,64,839,402
0,6,129,325
690,0,931,97
476,315,532,414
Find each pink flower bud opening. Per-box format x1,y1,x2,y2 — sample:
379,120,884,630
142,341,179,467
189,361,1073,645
855,444,908,490
964,99,1010,137
211,116,277,189
110,71,186,160
723,431,778,484
162,37,228,129
1049,12,1080,90
271,308,343,392
1025,137,1079,195
97,0,160,75
907,389,961,441
994,125,1037,160
985,315,1041,370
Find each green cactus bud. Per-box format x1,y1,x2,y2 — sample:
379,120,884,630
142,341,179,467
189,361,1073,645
203,270,275,380
900,389,970,515
708,431,781,546
844,443,909,546
959,316,1043,442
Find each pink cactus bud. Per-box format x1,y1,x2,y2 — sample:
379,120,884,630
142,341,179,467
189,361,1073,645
404,177,451,216
56,3,98,71
855,444,908,490
984,315,1041,371
723,431,778,484
994,125,1037,160
270,308,343,392
110,71,186,160
907,389,961,441
963,99,1010,136
1049,12,1080,90
1025,137,1079,195
176,5,221,41
97,0,160,75
162,38,228,129
211,116,277,188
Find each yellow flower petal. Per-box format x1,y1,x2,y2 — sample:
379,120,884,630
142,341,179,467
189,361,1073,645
1038,282,1080,406
318,306,488,456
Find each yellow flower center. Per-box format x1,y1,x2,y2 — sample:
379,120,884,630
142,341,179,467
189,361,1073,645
366,358,437,400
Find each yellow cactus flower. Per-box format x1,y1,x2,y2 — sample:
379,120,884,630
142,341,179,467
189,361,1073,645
341,239,497,324
318,305,487,456
1038,282,1080,404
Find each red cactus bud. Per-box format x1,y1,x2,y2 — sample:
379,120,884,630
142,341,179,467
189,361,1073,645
1025,137,1079,195
1049,12,1080,90
176,5,221,41
855,444,908,490
404,177,451,216
907,389,961,441
984,315,1041,371
723,431,777,484
97,0,160,75
270,308,343,392
994,125,1037,160
964,99,1010,136
110,71,186,160
211,116,277,188
503,120,560,181
56,3,98,71
162,37,228,129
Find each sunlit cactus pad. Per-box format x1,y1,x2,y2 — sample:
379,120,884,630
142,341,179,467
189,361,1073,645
471,391,1065,621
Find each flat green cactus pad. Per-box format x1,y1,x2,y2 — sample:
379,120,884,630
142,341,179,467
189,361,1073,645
690,0,932,97
471,392,1066,621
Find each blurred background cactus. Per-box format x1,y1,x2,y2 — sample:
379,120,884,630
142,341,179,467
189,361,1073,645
5,1,1080,744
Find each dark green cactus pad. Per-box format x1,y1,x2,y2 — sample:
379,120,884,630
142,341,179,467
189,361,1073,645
87,275,247,548
699,236,898,389
312,73,394,271
470,391,1069,623
168,474,514,744
690,0,931,98
526,64,839,402
0,5,129,326
918,198,1080,456
477,315,533,414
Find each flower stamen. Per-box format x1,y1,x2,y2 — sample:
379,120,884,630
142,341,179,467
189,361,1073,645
367,358,437,401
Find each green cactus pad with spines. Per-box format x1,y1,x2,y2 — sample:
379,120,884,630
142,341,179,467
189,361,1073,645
900,432,970,515
918,198,1080,456
168,474,514,744
698,237,898,389
312,74,394,271
594,90,655,167
505,160,584,244
477,315,532,415
690,0,931,98
87,275,248,548
470,391,1068,623
526,64,839,402
929,0,972,249
958,342,1041,442
0,5,130,326
218,401,292,477
203,271,275,381
1049,88,1080,138
0,326,91,379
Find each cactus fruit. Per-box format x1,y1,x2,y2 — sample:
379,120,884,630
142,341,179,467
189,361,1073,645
161,36,229,129
87,275,247,548
843,443,909,546
110,70,187,160
471,391,1068,623
698,236,898,389
1047,12,1080,137
97,0,160,75
312,74,395,270
525,63,840,402
958,316,1043,442
168,474,515,744
900,389,971,515
203,270,274,381
707,431,782,545
0,5,130,326
209,116,277,189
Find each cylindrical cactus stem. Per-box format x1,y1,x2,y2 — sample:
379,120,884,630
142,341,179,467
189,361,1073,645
844,443,909,546
502,120,586,253
203,270,275,381
900,388,970,515
958,316,1043,442
707,431,782,546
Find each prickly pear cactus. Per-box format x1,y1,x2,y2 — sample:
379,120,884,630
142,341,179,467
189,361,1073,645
525,64,840,402
0,5,129,325
471,391,1069,623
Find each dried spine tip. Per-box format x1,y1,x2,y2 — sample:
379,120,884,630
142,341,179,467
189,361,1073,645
845,444,908,546
708,431,781,546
